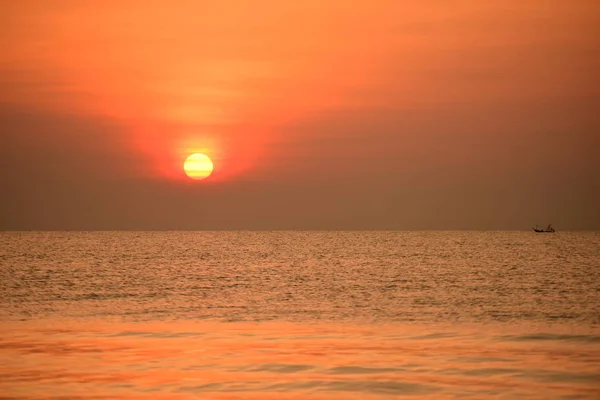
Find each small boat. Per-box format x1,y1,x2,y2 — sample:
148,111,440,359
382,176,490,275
533,224,555,233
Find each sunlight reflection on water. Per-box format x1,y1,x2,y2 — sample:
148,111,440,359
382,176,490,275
1,321,599,399
1,231,599,398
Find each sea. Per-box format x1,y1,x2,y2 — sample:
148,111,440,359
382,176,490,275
0,231,599,399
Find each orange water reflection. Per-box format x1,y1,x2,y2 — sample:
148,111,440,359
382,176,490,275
1,320,599,399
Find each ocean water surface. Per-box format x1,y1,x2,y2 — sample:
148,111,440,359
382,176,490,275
1,231,599,399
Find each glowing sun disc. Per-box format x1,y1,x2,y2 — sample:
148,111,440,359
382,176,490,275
183,153,214,180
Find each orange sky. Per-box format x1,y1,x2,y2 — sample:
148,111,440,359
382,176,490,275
4,0,404,179
1,1,599,229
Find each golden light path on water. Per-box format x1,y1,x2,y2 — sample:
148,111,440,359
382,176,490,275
1,320,599,399
1,231,599,399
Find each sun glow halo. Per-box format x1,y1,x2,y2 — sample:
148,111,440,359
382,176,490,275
183,153,214,180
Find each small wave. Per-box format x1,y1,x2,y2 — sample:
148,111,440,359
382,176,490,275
327,366,402,374
441,367,519,377
263,380,440,395
245,363,315,373
409,332,458,340
497,333,600,343
108,331,204,338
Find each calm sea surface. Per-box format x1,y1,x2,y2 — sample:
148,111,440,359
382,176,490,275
1,231,599,399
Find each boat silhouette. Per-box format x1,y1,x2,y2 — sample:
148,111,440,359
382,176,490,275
533,224,555,233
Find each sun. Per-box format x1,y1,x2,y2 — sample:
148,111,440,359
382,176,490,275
183,153,214,180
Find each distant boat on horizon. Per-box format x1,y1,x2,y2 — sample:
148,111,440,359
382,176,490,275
533,224,555,233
